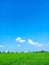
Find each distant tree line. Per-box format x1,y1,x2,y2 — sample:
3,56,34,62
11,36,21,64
33,50,49,53
0,50,49,53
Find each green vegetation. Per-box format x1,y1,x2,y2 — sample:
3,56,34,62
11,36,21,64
0,52,49,65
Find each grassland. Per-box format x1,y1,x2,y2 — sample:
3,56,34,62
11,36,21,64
0,52,49,65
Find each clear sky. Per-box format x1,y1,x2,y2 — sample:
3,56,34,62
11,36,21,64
0,0,49,52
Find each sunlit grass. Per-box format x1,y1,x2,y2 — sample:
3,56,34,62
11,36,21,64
0,52,49,65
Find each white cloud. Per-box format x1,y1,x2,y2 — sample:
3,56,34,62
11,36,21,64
28,39,43,47
16,37,26,43
17,44,21,47
5,50,8,53
0,45,4,48
24,51,27,53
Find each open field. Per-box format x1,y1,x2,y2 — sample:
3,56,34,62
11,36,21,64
0,52,49,65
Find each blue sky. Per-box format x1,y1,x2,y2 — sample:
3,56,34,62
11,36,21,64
0,0,49,52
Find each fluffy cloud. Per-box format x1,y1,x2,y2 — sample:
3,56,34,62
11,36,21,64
48,42,49,44
17,44,21,47
24,51,27,53
28,39,43,47
0,45,4,48
16,37,26,43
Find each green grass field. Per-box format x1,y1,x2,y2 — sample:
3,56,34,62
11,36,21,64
0,52,49,65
